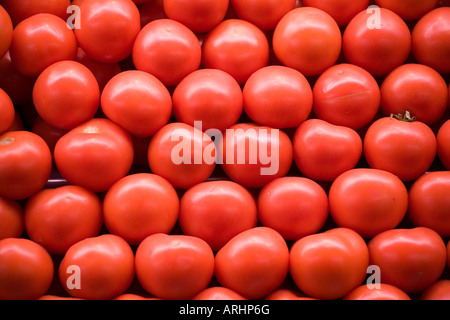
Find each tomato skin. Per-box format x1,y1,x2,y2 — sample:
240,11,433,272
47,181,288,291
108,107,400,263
375,0,439,21
135,234,215,300
215,227,289,299
192,287,247,300
0,88,14,135
0,196,24,240
343,284,411,300
368,227,447,293
289,228,369,300
437,120,450,170
421,280,450,300
0,0,70,26
0,238,54,300
265,289,316,300
0,5,13,59
302,0,369,26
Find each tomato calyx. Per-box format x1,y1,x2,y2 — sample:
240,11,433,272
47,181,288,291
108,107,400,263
390,110,416,122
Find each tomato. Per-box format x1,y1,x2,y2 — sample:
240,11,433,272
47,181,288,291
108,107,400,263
147,122,216,190
363,115,437,182
243,65,313,129
0,88,14,135
230,0,296,31
31,117,67,156
290,228,369,300
59,234,135,300
0,238,54,300
215,227,290,299
172,69,243,133
38,295,83,300
343,284,411,300
0,5,13,59
438,119,450,170
54,118,134,193
113,293,158,300
135,233,215,300
421,280,450,300
0,0,70,26
133,19,201,87
9,13,77,77
0,131,52,200
312,63,381,130
368,227,447,293
375,0,439,21
265,289,317,300
179,180,257,252
0,196,24,240
257,177,329,241
139,0,166,28
24,185,103,255
273,7,341,76
412,7,450,74
202,19,269,85
302,0,369,26
103,173,179,246
192,287,247,300
293,119,363,182
329,169,408,238
343,8,411,77
75,0,140,63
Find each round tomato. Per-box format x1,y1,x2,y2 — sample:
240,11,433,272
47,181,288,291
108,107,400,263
9,13,77,77
54,118,134,193
0,88,14,135
273,7,342,76
0,238,54,300
59,234,135,300
75,0,141,63
343,8,411,76
192,287,247,300
0,131,52,200
438,119,450,170
215,227,290,299
421,280,450,300
0,196,23,240
257,177,329,241
243,65,313,129
302,0,369,26
375,0,439,21
101,70,172,138
293,119,363,182
24,185,103,255
368,227,447,293
0,0,70,26
343,284,411,300
135,234,215,300
31,117,67,156
265,289,316,300
312,63,381,130
202,19,269,85
0,5,13,59
290,228,369,300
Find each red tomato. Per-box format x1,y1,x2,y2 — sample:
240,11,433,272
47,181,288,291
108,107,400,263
312,63,381,130
24,185,103,255
257,177,329,241
0,88,14,134
290,228,369,300
135,234,215,300
343,8,411,76
139,0,166,28
179,180,258,251
192,287,247,300
133,19,201,87
113,293,158,300
103,173,180,246
343,284,411,300
243,65,313,129
202,19,269,85
0,238,54,300
172,69,243,133
59,234,135,300
31,117,67,156
54,118,134,193
364,115,437,182
368,227,447,293
0,5,13,59
375,0,439,21
302,0,369,26
9,13,77,77
0,196,23,240
329,169,408,238
101,70,172,138
421,280,450,300
265,289,317,300
0,0,70,26
38,295,83,300
293,119,363,182
273,7,342,76
215,227,290,299
0,131,52,200
438,119,450,170
412,7,450,74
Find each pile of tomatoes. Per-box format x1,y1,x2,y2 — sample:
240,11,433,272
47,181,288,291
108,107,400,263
1,0,450,301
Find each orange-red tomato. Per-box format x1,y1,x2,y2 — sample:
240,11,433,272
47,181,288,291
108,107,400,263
302,0,369,26
0,0,70,26
265,289,317,300
0,88,14,135
0,196,24,240
438,119,450,170
375,0,439,21
421,280,450,300
192,287,247,300
0,5,13,59
343,284,411,300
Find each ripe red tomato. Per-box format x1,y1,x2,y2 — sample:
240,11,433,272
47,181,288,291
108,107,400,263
421,280,450,300
375,0,439,21
243,65,313,129
59,234,135,300
312,63,381,130
0,0,70,26
265,289,317,300
257,177,329,241
290,228,369,300
54,118,134,193
293,119,363,182
9,13,77,77
343,8,411,76
0,88,14,135
31,117,67,156
24,185,103,255
202,19,269,85
343,284,411,300
133,19,201,87
75,0,141,63
368,227,447,293
0,238,54,300
273,7,342,76
329,169,408,238
0,196,24,240
0,5,13,59
101,70,172,138
0,131,52,200
179,180,258,251
135,234,215,300
302,0,369,26
438,119,450,170
103,173,180,246
192,287,247,300
215,227,290,299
